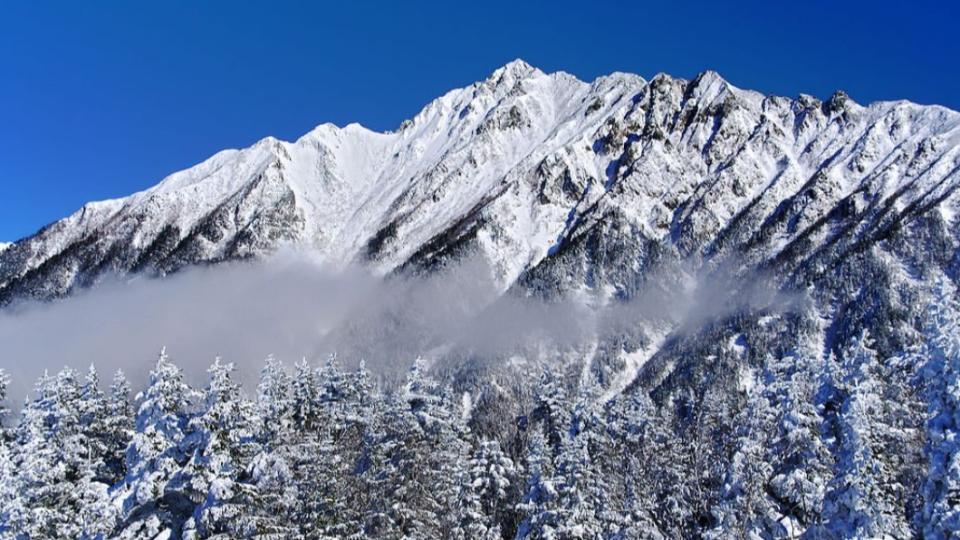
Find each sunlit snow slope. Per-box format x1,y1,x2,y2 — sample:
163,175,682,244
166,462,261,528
3,60,958,306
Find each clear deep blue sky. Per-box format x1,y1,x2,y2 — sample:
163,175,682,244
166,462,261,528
1,0,957,241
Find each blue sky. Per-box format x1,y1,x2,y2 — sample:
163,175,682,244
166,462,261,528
1,0,957,241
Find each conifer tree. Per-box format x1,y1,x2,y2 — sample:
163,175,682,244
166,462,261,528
919,285,960,538
0,369,17,536
291,358,320,432
9,368,102,537
256,355,292,446
78,365,109,478
551,385,609,538
530,371,570,457
102,370,135,485
603,389,665,538
241,356,302,539
116,348,194,539
0,369,9,441
765,354,832,536
820,334,913,538
179,358,259,539
707,371,779,538
515,428,557,539
469,439,519,534
450,451,500,540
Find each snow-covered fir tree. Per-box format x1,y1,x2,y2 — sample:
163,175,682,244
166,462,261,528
102,370,135,485
819,333,915,538
467,439,518,536
0,369,16,537
115,348,195,539
707,369,779,539
243,356,301,539
765,353,833,536
919,283,960,538
515,428,557,540
180,358,259,539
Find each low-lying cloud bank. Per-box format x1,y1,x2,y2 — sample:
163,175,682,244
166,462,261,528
0,252,800,402
0,254,589,400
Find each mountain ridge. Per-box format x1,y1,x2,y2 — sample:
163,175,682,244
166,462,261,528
0,60,960,300
2,61,959,387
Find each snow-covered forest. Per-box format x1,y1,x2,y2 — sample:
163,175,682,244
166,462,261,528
0,289,957,540
2,58,960,540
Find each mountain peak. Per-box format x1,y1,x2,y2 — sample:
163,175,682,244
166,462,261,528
692,69,728,88
497,58,535,73
487,58,540,87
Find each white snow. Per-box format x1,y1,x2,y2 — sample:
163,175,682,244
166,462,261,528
738,366,757,393
461,391,473,421
602,326,670,403
758,315,779,327
729,334,747,358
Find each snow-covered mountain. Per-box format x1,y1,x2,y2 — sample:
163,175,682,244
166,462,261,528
3,60,960,539
3,59,960,398
4,59,957,307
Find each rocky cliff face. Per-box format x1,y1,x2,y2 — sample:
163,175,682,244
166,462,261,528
3,60,959,395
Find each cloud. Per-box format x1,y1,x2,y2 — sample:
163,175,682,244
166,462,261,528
0,252,585,401
0,251,800,404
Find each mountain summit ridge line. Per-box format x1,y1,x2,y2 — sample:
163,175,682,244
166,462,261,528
1,59,958,308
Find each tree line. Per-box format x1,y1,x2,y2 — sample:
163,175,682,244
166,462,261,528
0,292,958,539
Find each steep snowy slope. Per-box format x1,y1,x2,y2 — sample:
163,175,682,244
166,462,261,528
2,60,959,397
0,61,637,299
